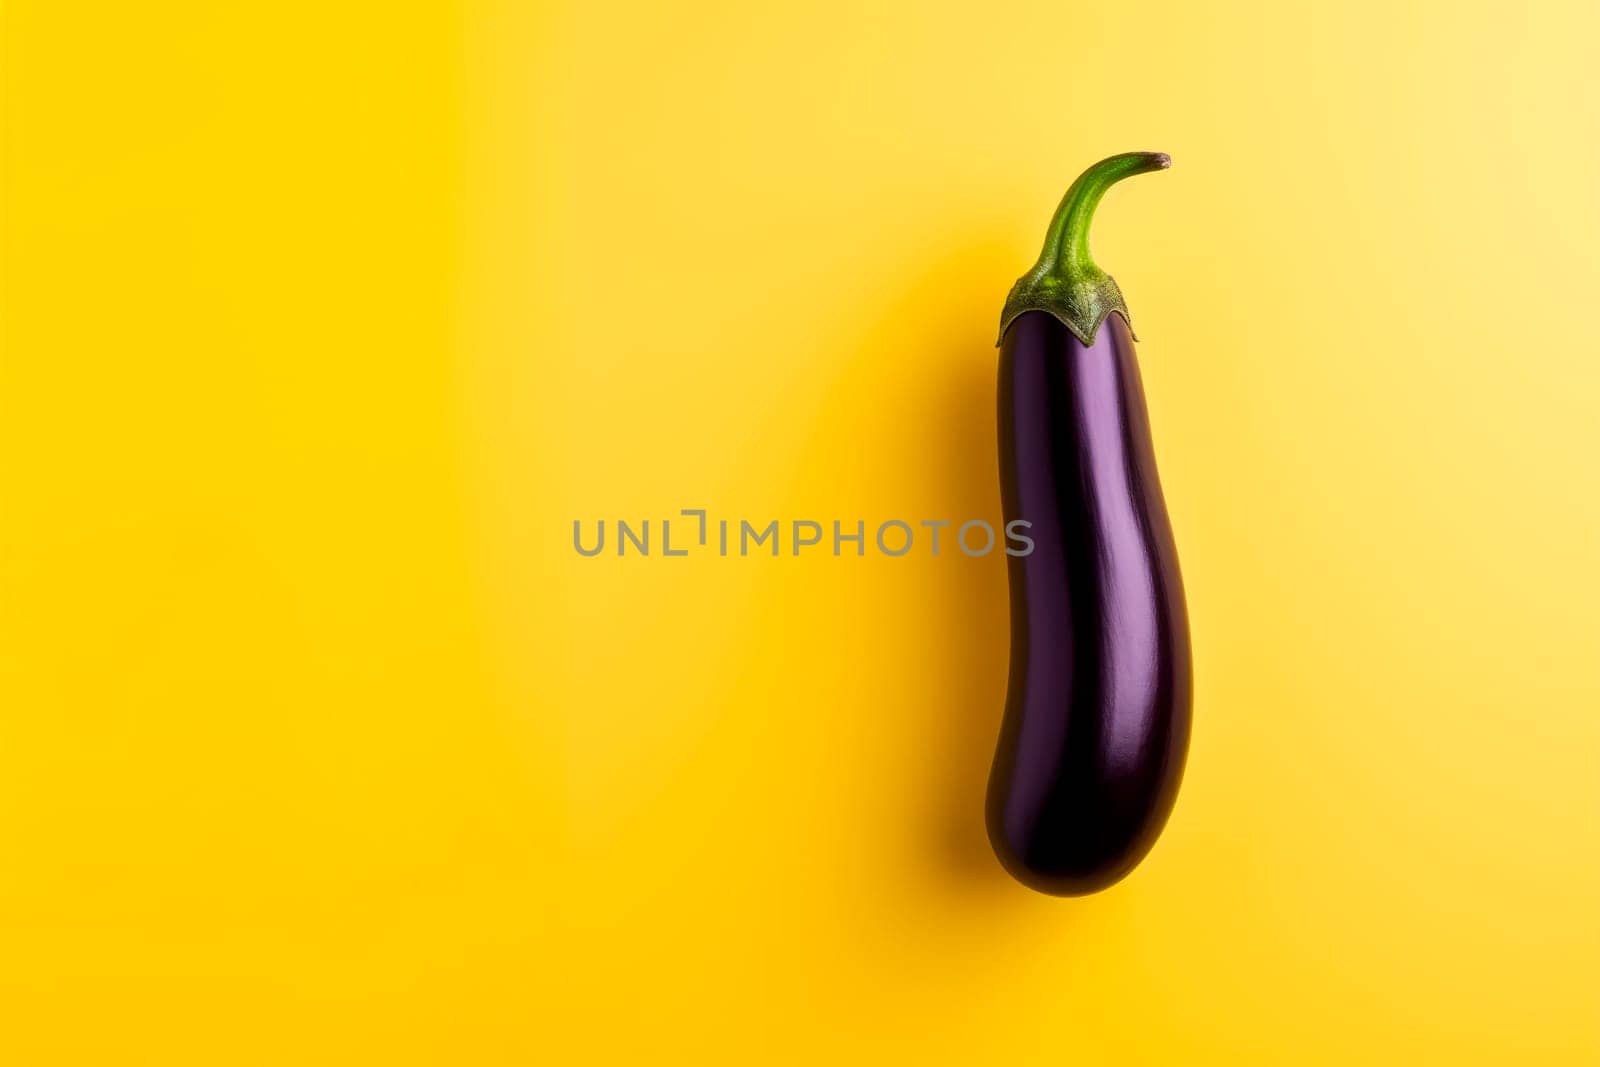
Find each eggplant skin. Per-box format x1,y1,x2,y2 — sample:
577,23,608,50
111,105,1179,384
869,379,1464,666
987,310,1191,896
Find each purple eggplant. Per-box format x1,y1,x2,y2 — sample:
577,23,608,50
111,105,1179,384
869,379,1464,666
986,153,1191,896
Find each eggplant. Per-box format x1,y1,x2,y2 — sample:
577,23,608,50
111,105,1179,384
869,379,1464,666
986,152,1191,896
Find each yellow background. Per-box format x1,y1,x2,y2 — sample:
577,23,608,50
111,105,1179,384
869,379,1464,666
4,1,1598,1062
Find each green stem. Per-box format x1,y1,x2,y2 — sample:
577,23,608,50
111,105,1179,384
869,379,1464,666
998,152,1170,346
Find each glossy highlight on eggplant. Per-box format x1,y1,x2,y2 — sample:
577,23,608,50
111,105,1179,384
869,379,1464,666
986,153,1191,896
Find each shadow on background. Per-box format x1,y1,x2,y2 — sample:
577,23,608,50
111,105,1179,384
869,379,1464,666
845,233,1022,904
788,229,1039,914
920,332,1016,899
